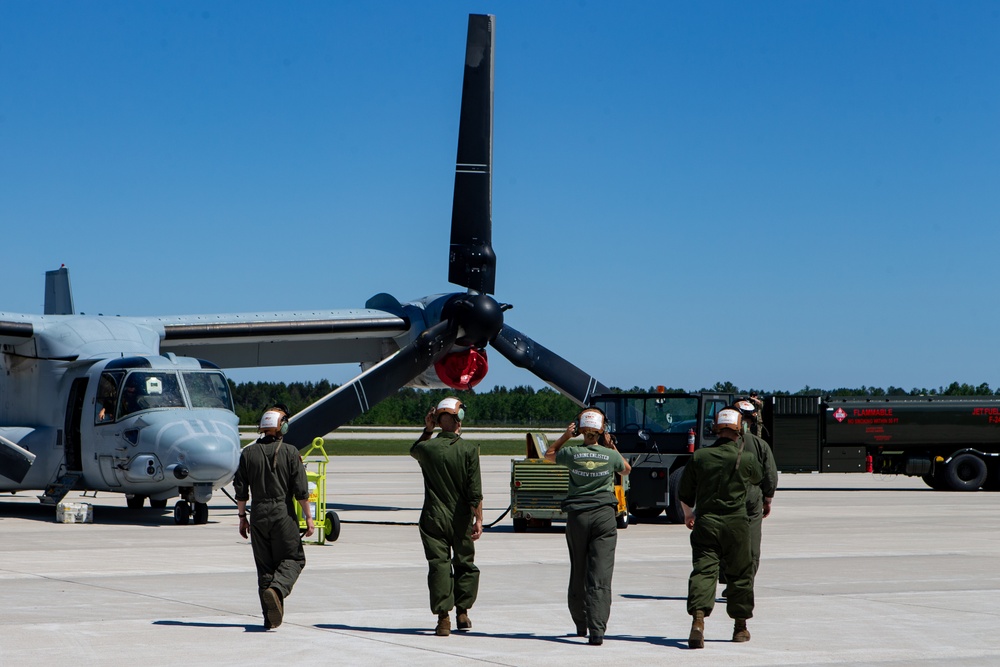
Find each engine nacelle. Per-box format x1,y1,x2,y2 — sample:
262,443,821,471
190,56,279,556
405,347,489,390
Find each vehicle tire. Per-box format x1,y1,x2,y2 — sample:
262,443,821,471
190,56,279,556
616,512,629,529
922,473,947,490
982,467,1000,491
512,517,528,533
173,500,190,525
325,511,341,542
126,494,146,510
664,467,686,524
944,453,987,491
150,498,168,509
630,507,663,520
192,502,209,524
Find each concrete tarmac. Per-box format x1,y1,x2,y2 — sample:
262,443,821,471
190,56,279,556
2,456,999,666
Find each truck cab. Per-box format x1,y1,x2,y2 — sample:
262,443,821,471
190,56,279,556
591,391,735,523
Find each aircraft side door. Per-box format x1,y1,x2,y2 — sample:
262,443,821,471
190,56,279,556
64,377,87,471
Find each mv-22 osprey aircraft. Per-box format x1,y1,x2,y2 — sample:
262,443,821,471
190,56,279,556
0,15,609,525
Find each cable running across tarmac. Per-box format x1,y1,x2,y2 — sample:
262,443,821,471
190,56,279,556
224,487,512,528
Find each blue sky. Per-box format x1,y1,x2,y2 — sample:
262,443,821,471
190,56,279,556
2,2,998,394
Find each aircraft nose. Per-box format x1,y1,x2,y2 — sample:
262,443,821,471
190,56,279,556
138,410,240,484
175,433,240,482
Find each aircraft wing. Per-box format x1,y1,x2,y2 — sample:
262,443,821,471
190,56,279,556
142,308,409,369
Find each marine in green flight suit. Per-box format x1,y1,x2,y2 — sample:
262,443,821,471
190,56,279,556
736,401,777,578
545,408,631,646
234,405,315,630
410,397,484,637
679,407,762,648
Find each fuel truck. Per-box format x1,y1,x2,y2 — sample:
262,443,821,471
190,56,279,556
763,395,1000,491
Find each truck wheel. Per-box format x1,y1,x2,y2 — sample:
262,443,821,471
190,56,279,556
664,467,686,524
512,517,528,533
982,465,1000,491
922,473,947,490
944,453,987,491
616,512,629,529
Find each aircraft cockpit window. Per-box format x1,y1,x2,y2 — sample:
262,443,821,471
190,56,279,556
95,371,124,423
182,371,234,410
118,372,185,418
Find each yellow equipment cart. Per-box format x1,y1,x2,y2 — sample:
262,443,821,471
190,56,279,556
295,437,340,544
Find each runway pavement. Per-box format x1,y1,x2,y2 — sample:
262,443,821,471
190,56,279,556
2,456,999,666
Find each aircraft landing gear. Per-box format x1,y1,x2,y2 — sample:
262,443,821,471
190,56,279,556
174,500,190,525
173,500,209,525
126,494,146,510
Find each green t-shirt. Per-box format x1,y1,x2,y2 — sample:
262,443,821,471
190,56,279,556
556,443,626,512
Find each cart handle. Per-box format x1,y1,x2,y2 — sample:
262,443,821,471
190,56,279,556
299,437,329,463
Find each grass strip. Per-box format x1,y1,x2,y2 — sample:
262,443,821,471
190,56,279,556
304,439,524,456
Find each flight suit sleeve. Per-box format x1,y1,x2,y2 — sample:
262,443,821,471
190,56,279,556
678,461,697,508
759,438,778,498
741,453,763,487
233,449,250,502
287,446,310,501
466,445,483,508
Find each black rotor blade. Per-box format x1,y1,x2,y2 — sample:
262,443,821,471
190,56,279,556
448,13,496,295
0,436,36,484
285,321,457,447
490,324,611,407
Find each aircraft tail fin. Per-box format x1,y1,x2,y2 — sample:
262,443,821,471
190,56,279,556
44,266,75,315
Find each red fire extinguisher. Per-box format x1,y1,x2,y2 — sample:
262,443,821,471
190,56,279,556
687,428,696,453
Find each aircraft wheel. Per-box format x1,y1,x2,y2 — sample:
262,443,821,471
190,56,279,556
150,498,168,509
512,517,528,533
324,511,341,542
616,511,629,529
174,500,191,525
126,494,146,510
944,454,987,491
192,502,209,524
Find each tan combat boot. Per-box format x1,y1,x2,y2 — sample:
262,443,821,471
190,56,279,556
435,612,451,636
456,608,472,631
732,618,751,642
262,587,283,629
688,610,705,649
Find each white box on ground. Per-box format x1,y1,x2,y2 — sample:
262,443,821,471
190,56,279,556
56,502,93,524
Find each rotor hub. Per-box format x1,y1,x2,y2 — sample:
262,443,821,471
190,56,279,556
443,293,504,348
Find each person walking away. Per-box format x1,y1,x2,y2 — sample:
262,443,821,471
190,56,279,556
545,408,631,646
732,399,777,580
679,407,762,648
234,405,315,630
410,397,484,636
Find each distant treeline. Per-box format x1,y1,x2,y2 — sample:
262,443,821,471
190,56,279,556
229,380,1000,427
